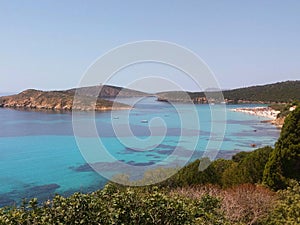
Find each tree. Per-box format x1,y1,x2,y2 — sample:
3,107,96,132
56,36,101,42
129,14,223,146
221,147,273,187
263,106,300,190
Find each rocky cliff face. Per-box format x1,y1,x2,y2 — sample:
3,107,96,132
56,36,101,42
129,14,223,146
0,89,131,111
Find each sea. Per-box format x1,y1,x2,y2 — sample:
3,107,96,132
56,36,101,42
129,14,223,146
0,97,280,207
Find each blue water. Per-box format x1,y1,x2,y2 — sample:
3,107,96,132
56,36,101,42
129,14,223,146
0,97,280,206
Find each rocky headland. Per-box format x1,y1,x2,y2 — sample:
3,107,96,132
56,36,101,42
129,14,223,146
0,85,146,111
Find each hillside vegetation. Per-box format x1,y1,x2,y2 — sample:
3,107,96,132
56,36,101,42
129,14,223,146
223,81,300,103
157,80,300,103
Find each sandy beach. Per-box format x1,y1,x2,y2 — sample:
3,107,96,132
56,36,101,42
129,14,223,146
230,107,280,120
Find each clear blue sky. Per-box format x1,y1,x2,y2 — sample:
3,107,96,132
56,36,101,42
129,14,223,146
0,0,299,92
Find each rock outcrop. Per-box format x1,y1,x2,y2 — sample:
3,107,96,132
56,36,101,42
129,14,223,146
270,116,286,128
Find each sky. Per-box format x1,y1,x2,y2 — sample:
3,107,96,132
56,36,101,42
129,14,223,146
0,0,299,93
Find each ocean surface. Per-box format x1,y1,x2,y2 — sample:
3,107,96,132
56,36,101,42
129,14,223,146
0,97,280,206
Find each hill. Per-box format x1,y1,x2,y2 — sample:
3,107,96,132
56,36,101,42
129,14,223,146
67,84,149,98
157,80,300,104
223,80,300,103
0,84,148,111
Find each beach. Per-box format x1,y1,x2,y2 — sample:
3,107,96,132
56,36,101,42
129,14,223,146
230,107,280,120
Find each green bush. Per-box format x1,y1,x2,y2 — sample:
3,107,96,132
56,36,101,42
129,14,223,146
0,184,229,225
222,146,273,187
201,159,234,186
162,147,272,189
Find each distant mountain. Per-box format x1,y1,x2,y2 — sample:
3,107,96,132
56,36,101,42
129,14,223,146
157,81,300,104
0,84,148,111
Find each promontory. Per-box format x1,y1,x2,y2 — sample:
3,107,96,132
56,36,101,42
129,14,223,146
0,85,148,111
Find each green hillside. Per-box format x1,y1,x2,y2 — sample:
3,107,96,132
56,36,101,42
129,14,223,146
223,81,300,103
157,80,300,103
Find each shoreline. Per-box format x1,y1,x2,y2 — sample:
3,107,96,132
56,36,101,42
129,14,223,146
0,105,132,112
230,107,283,128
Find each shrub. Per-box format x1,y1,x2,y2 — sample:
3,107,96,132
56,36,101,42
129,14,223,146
172,184,276,225
264,180,300,225
222,147,273,187
221,184,276,225
0,184,229,225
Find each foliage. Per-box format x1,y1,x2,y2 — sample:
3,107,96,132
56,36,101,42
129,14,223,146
221,184,276,225
112,166,179,187
271,101,300,118
163,147,272,189
264,180,300,225
160,158,226,188
263,106,300,190
173,184,276,225
158,81,300,103
163,159,207,187
0,184,229,225
231,151,250,163
222,81,300,103
222,146,273,187
200,159,235,186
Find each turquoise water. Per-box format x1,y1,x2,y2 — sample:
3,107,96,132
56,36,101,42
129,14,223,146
0,97,280,206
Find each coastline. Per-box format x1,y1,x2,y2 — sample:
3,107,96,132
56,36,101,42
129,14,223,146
0,104,132,112
230,107,284,128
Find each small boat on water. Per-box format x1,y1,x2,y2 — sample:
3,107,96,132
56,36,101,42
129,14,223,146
141,120,148,123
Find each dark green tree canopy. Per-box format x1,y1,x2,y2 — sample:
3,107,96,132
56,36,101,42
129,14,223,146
263,106,300,190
